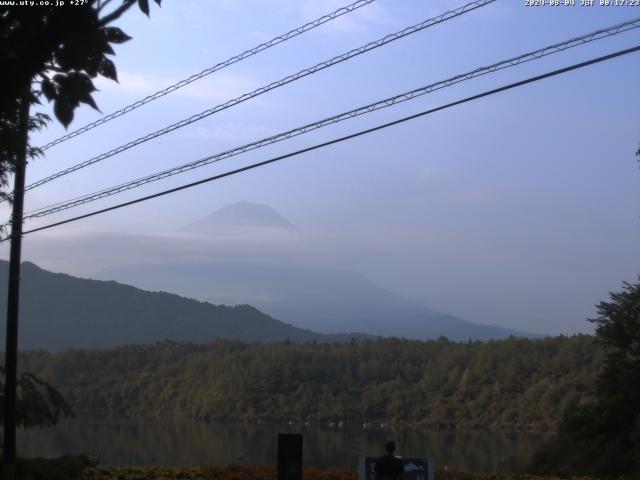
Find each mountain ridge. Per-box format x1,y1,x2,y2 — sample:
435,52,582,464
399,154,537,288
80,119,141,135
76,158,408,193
98,261,537,341
0,260,370,351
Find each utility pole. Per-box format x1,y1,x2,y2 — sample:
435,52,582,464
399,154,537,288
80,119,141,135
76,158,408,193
3,95,30,480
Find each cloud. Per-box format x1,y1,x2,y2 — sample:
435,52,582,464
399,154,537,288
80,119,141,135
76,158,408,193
94,71,259,103
14,225,311,274
182,123,278,142
179,74,259,102
299,0,396,33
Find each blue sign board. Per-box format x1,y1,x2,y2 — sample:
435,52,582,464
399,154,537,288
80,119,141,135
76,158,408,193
358,456,434,480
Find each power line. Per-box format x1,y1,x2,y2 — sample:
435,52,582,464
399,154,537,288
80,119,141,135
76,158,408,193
21,17,640,220
38,0,377,152
8,44,638,242
22,0,495,194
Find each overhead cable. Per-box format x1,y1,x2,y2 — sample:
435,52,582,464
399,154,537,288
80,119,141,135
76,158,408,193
8,44,639,241
23,17,640,220
38,0,377,152
23,0,496,194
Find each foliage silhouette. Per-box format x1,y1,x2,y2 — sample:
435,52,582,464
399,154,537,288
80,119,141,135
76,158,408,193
0,1,160,444
0,0,161,198
0,366,73,428
529,279,640,478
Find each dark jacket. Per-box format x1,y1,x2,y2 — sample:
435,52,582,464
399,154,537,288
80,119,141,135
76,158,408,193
374,454,404,480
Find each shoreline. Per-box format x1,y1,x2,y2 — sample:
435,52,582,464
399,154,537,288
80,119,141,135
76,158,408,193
56,414,558,434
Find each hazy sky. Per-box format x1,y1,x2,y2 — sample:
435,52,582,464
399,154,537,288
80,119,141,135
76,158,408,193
1,0,639,335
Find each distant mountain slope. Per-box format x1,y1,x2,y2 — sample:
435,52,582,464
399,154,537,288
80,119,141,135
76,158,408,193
183,201,294,232
0,261,368,351
98,262,536,341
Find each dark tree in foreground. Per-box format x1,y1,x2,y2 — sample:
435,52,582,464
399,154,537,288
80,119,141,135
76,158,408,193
1,1,160,471
0,367,73,428
0,0,161,198
530,278,640,478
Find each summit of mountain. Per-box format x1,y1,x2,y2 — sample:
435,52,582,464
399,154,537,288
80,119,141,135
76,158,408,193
183,201,294,233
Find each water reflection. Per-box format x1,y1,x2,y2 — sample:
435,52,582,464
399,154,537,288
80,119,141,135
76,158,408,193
18,418,550,473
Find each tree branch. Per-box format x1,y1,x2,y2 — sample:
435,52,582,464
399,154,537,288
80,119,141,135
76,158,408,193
97,0,117,13
98,0,136,26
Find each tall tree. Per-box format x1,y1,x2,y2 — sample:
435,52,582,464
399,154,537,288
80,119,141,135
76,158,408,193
0,367,73,428
1,0,161,192
530,278,640,478
0,1,161,474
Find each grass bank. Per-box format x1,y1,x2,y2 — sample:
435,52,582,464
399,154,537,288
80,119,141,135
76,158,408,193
17,457,593,480
80,465,592,480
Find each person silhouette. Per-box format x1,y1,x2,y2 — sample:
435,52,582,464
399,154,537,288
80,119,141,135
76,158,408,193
374,441,404,480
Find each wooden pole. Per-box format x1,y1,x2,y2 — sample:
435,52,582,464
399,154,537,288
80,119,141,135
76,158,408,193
3,95,30,478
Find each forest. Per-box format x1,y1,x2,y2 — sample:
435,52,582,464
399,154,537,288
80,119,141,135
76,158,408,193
18,335,600,430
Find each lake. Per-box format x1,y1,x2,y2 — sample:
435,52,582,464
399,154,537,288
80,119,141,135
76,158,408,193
18,418,551,473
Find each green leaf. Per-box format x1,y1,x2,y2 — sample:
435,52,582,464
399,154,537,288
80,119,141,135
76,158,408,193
103,26,132,44
101,40,115,55
53,99,74,128
84,54,101,77
70,72,97,93
41,78,57,101
79,92,100,112
98,57,118,82
138,0,150,16
28,113,51,132
55,73,97,111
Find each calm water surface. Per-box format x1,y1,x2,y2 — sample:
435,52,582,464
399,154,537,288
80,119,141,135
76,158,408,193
18,418,550,473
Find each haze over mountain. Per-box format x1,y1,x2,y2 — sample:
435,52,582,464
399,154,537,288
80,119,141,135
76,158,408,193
7,201,536,342
96,201,535,341
100,261,533,341
183,201,294,232
0,260,368,351
9,0,636,339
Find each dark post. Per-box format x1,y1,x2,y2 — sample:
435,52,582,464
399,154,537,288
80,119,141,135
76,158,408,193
3,96,30,478
277,433,303,480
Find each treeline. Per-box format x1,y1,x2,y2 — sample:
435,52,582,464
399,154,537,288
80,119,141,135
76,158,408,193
18,336,600,430
528,280,640,478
